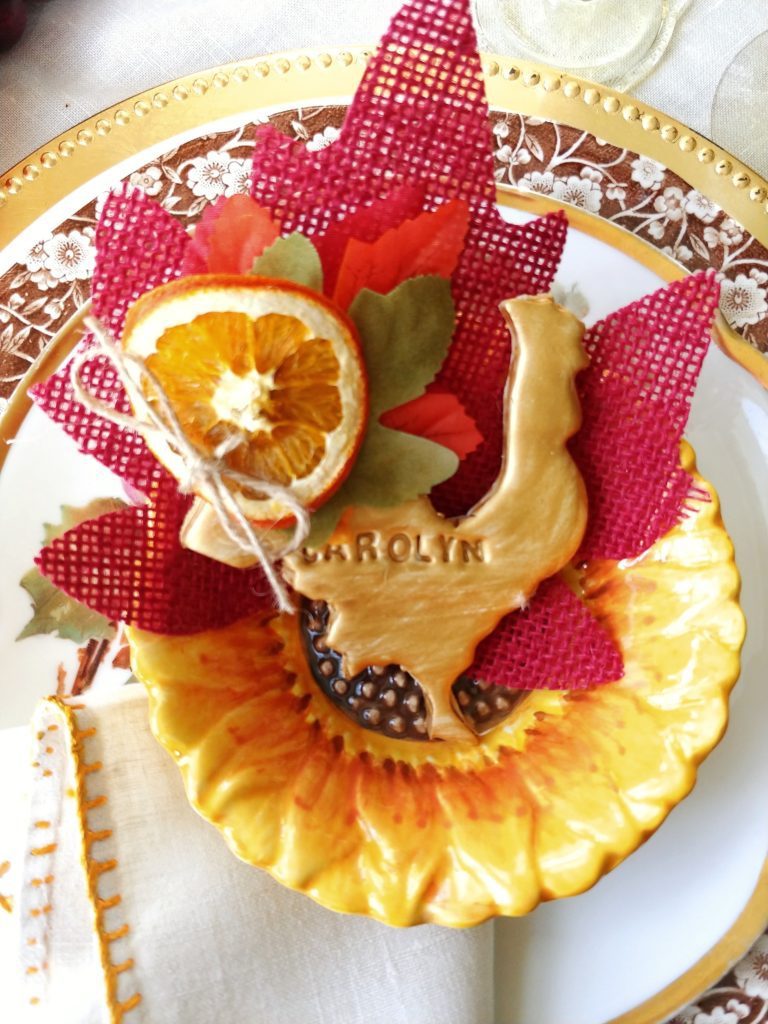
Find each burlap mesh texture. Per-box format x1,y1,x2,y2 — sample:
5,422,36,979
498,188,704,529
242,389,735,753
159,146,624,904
33,190,276,633
31,0,719,695
249,0,567,515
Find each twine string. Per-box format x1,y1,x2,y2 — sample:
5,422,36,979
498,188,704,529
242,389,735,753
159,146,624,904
69,316,310,613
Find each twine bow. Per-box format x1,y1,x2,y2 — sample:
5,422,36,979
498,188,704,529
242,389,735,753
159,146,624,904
70,316,309,613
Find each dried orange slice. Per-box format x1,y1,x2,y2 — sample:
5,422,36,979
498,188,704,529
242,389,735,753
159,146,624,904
121,274,368,523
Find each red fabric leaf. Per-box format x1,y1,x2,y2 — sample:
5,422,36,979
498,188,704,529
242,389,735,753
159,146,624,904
380,389,482,459
180,196,224,275
332,199,470,309
31,187,189,497
314,183,427,295
36,474,276,634
180,194,280,276
248,0,567,515
469,577,624,689
572,271,719,560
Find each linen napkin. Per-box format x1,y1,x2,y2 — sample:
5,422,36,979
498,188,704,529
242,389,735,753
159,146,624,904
5,687,493,1024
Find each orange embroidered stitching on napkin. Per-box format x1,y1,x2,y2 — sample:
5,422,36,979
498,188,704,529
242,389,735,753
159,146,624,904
56,698,142,1023
19,699,141,1020
20,717,61,1008
0,860,12,914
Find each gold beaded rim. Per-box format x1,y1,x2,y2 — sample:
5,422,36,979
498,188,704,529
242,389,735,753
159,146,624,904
0,47,368,233
480,55,768,208
2,47,768,246
4,45,764,385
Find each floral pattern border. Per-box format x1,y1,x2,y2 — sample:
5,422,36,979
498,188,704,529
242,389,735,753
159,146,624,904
492,114,768,354
669,935,768,1024
0,106,341,414
3,106,768,421
0,102,766,1020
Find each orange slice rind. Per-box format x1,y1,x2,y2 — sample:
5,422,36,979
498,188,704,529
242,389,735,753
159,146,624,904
121,274,368,524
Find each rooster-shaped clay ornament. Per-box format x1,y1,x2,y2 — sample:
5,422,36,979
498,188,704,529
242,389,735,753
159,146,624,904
286,295,589,741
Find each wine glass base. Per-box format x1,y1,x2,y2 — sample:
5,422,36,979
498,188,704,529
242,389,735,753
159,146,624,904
474,0,691,92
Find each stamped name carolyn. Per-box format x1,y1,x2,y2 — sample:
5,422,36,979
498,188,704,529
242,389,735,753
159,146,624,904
299,530,487,565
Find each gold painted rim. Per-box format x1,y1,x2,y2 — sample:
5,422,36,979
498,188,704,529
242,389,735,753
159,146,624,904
500,189,768,389
0,48,765,1020
606,856,768,1024
1,47,766,388
2,48,768,245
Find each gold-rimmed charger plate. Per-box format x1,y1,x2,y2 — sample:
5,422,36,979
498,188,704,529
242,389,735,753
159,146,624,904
1,50,767,1024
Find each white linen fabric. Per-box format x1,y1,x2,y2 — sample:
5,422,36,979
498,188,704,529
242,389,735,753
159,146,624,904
4,687,494,1024
1,0,768,174
0,726,30,1018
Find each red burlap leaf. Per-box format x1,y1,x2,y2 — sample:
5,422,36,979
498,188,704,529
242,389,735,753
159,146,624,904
250,0,494,229
470,576,624,690
30,187,281,633
573,270,719,560
249,0,567,513
35,474,275,634
33,350,159,495
91,186,191,336
469,272,718,687
30,187,190,496
432,206,568,515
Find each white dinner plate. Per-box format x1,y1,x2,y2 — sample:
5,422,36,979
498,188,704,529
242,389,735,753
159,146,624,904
1,51,767,1024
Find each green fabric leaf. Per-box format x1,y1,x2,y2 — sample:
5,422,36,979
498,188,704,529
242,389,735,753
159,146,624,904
251,233,324,292
17,571,117,644
306,426,458,547
349,276,455,417
41,498,127,544
18,498,127,644
304,276,458,546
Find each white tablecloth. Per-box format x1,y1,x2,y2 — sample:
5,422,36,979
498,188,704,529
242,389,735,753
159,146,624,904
2,0,768,176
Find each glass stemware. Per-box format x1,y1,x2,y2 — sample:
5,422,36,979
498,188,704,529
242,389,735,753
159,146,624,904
711,30,768,181
474,0,692,90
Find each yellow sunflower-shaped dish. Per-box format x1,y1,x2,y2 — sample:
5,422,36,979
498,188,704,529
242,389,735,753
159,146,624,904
129,444,744,928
